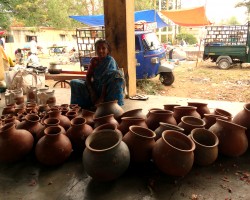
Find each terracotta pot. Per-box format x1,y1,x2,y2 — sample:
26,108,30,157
83,129,130,181
118,108,145,123
0,122,34,163
212,108,233,121
163,104,181,111
209,119,248,157
154,122,184,141
203,114,230,129
35,126,72,166
118,117,148,135
146,110,177,131
66,117,93,154
65,111,78,121
146,108,163,118
16,114,44,142
233,103,250,144
60,107,69,116
47,110,71,131
152,130,195,177
2,105,15,115
3,115,20,126
187,102,210,118
93,114,119,128
37,104,50,114
94,100,124,120
178,116,206,135
81,109,95,127
189,128,219,166
93,123,122,135
173,106,201,124
123,125,156,163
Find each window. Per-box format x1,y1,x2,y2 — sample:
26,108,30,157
26,35,37,42
3,35,14,43
60,34,66,41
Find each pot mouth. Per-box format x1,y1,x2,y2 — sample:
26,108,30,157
71,117,86,125
217,118,247,130
86,129,122,152
129,125,156,139
0,122,15,132
93,123,116,132
174,106,197,110
121,117,145,121
159,122,184,132
25,114,40,122
44,117,60,125
203,114,229,121
190,128,219,147
214,108,232,118
162,130,195,152
181,116,205,126
244,103,250,112
44,126,62,135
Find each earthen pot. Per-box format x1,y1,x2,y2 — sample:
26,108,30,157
93,114,119,128
92,123,122,135
118,108,145,123
82,129,130,181
209,118,248,157
118,117,148,135
187,102,210,118
37,104,50,114
152,130,195,177
2,105,15,115
233,103,250,144
163,104,181,111
35,126,72,166
0,122,34,163
81,109,95,127
173,106,201,124
146,110,177,131
66,117,93,154
212,108,233,121
154,122,184,141
94,100,124,120
3,115,20,126
203,114,230,129
123,125,156,163
47,110,71,131
65,110,78,121
146,108,163,118
178,116,206,135
189,128,219,166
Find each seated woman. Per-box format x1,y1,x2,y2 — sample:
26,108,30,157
70,39,125,110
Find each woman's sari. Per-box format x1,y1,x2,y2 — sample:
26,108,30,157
70,55,125,109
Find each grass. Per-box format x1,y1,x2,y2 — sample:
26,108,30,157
136,78,165,95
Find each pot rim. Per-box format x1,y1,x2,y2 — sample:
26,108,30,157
129,125,156,139
180,116,206,127
159,122,184,132
216,118,247,130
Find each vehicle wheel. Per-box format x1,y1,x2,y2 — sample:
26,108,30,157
159,72,175,86
217,58,231,69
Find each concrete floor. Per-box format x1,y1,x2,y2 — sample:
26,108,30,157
0,88,249,200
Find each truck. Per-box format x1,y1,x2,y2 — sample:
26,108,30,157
75,22,175,85
203,22,250,69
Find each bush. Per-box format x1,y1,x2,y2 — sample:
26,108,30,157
176,33,197,45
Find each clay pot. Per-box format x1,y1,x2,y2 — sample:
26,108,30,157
118,117,148,135
146,108,163,118
47,110,71,131
209,119,248,157
93,114,119,128
189,128,219,166
187,102,210,118
37,104,50,114
66,117,93,154
93,123,122,135
123,125,156,163
152,130,195,177
173,106,201,124
154,122,184,141
212,108,233,121
82,129,130,181
2,105,15,115
146,110,177,131
60,107,69,116
0,122,34,163
178,116,206,135
233,103,250,144
118,108,145,123
94,100,124,120
16,114,44,142
203,114,230,129
35,126,72,166
81,109,95,127
163,104,180,111
3,115,20,126
65,111,78,121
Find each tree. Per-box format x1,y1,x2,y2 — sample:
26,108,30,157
235,0,250,20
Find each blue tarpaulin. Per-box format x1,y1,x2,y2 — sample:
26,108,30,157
69,10,168,28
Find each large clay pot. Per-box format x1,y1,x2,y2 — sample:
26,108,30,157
178,116,206,135
35,126,72,166
93,114,119,128
146,108,163,118
81,109,95,127
2,105,15,115
189,128,219,166
203,114,230,129
118,108,145,123
94,100,124,120
16,114,44,142
173,106,201,124
66,117,93,154
152,130,195,177
47,110,71,131
212,108,233,121
123,125,156,163
2,115,20,126
146,110,177,131
118,117,148,135
163,104,180,111
92,123,122,135
0,122,34,163
65,110,78,121
187,102,210,118
233,103,250,144
209,118,248,157
83,129,130,181
154,122,184,141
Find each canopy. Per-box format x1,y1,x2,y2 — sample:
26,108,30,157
69,10,168,29
161,6,212,27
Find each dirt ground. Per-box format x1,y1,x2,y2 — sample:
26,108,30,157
140,60,250,103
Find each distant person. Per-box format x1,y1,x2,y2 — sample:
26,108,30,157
26,51,42,68
15,48,24,65
30,36,38,54
0,42,14,70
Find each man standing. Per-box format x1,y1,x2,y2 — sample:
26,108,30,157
30,36,38,54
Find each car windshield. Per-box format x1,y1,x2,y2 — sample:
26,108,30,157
143,32,162,50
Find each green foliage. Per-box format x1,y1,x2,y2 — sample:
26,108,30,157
176,33,197,45
136,79,164,95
